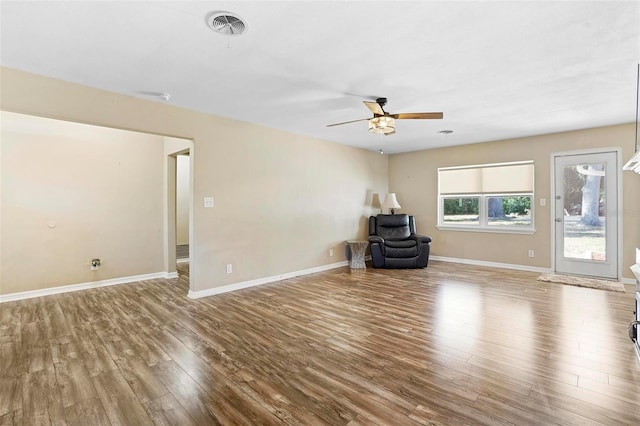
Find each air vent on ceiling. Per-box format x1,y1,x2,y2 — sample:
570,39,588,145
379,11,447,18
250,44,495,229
206,11,247,36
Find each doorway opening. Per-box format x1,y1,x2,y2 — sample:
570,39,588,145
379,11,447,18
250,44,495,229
176,154,190,263
552,150,621,280
165,139,193,293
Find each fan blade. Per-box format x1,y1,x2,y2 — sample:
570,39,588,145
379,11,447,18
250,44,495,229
391,112,443,120
326,118,370,127
363,101,384,115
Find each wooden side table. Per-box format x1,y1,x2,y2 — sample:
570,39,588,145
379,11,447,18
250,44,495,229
346,240,368,269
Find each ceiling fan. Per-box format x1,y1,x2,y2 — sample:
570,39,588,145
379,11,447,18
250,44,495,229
326,97,443,135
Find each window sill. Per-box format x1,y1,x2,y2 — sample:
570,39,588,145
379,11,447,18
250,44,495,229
436,225,536,235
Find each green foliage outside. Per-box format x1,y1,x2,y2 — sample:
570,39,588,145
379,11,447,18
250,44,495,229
501,196,531,215
443,196,531,216
443,198,479,215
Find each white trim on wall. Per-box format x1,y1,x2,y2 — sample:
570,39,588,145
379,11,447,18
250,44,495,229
1,258,353,303
188,260,349,299
2,256,630,303
431,255,635,286
430,255,552,274
0,271,176,303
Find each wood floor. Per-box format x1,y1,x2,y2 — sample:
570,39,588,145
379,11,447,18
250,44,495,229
1,261,639,425
176,245,189,260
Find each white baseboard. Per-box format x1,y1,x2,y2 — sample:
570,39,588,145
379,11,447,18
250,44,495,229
4,255,630,304
431,256,638,285
430,255,553,274
189,255,554,300
0,271,176,303
188,260,349,299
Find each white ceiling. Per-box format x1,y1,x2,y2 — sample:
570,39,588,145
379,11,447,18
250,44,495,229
1,1,639,154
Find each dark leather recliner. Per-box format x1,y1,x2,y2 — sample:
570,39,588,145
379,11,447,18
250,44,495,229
368,214,432,268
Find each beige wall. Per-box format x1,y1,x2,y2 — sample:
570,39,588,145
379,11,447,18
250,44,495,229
176,155,190,245
389,124,640,279
4,65,633,295
0,67,388,295
0,111,165,294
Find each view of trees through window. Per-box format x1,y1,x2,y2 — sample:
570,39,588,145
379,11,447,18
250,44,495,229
562,164,605,226
487,196,532,226
562,163,606,260
442,197,479,225
442,195,532,227
438,161,534,230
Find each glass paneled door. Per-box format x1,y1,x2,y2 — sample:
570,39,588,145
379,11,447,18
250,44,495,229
553,151,619,279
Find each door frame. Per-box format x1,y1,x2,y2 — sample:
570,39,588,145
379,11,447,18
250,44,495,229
550,148,623,280
165,141,194,293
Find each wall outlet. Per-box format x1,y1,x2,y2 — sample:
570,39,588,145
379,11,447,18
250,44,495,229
528,250,535,258
90,258,101,270
204,197,214,208
226,264,232,274
329,248,334,257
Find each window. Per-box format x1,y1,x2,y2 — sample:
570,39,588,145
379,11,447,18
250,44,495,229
442,197,479,225
438,161,534,232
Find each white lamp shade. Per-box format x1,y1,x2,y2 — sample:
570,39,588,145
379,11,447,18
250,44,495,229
381,193,401,210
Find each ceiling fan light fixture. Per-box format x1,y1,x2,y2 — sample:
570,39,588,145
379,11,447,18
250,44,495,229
369,116,395,134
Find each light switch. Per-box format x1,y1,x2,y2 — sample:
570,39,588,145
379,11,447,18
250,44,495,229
204,197,214,208
539,198,546,206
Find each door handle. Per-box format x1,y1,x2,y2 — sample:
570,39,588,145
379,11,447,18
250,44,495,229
555,218,563,222
629,321,640,343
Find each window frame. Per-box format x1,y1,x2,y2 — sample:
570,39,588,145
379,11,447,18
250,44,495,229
437,162,535,234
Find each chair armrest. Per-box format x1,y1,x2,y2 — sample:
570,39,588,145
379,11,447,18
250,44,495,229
410,234,432,244
369,236,385,244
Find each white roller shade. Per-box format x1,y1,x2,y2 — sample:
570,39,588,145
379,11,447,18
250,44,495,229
439,162,534,195
438,168,482,194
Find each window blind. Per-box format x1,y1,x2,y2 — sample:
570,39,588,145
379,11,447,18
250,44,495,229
439,162,534,195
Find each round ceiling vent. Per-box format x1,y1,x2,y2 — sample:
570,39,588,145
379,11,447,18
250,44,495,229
206,11,248,36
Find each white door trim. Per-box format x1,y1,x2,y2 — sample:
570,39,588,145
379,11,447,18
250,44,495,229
550,148,623,280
